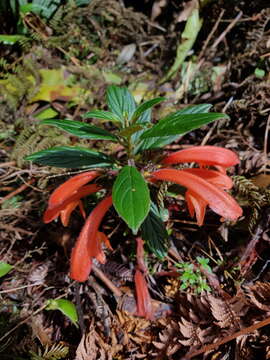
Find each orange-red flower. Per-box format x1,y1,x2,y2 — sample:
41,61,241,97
43,171,101,225
70,195,113,282
135,270,153,320
134,238,153,320
162,146,239,173
151,168,242,225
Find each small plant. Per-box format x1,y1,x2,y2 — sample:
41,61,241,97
176,257,212,294
26,85,242,316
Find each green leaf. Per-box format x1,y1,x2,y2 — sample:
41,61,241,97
141,203,168,259
106,85,136,125
83,110,122,124
131,97,165,123
254,68,265,79
41,119,118,141
134,104,212,152
161,7,202,83
118,124,145,138
112,166,150,233
20,0,61,19
130,108,152,146
35,107,58,120
0,35,27,45
140,112,228,139
46,299,78,326
0,262,13,278
25,146,114,169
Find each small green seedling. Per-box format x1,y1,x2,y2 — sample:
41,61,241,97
46,299,78,327
176,257,212,294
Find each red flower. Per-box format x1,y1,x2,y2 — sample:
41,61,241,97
162,146,239,173
43,171,101,225
134,238,153,320
151,168,242,225
70,195,113,282
135,270,153,320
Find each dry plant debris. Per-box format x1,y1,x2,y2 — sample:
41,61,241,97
0,0,270,359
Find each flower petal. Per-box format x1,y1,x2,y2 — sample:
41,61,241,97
135,270,153,320
78,200,86,219
97,231,113,251
44,183,101,223
185,190,207,226
48,170,101,209
181,168,233,189
60,200,80,227
151,169,242,221
162,146,240,168
136,237,147,274
70,244,92,282
74,195,113,259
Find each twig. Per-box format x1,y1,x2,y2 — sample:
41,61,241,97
198,9,225,59
0,161,16,168
0,283,48,294
0,224,34,235
92,264,122,298
74,282,85,334
200,97,233,146
263,115,270,173
184,315,270,359
0,179,35,204
0,291,68,343
211,11,243,49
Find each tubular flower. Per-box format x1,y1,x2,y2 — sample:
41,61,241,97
151,169,242,225
135,270,153,320
60,199,85,227
162,146,239,172
180,168,233,190
48,170,101,208
44,170,101,223
70,195,113,282
135,238,153,320
44,183,102,225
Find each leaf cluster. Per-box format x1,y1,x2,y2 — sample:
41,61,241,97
26,85,228,252
175,257,212,294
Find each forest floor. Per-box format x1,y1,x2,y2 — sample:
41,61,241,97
0,0,270,359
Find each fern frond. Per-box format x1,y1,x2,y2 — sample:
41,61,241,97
30,342,69,360
11,126,71,167
233,175,270,231
40,342,69,359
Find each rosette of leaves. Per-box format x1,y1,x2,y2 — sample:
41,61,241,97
26,85,228,257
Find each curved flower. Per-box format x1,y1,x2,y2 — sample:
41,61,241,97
162,146,239,171
185,191,207,226
44,183,102,224
135,238,153,320
135,270,153,320
181,168,233,190
70,195,113,282
45,170,101,217
60,200,85,227
151,169,242,223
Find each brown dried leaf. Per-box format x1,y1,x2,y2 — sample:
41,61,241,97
30,314,52,346
28,263,49,285
207,294,242,330
153,319,181,356
178,317,214,347
75,327,101,360
176,0,198,23
151,0,167,21
244,281,270,311
75,321,122,360
114,310,152,346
